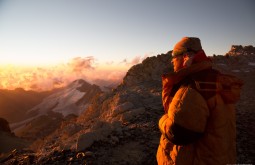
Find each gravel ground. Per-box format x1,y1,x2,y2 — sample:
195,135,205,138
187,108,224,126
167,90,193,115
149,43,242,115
236,72,255,164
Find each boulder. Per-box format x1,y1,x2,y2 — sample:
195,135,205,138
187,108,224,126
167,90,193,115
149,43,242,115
76,121,113,151
76,132,96,151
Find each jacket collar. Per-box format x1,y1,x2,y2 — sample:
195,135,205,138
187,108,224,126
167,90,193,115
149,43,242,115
163,61,212,85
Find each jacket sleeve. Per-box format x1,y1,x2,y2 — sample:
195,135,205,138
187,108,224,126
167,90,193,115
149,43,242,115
162,74,174,113
159,86,209,145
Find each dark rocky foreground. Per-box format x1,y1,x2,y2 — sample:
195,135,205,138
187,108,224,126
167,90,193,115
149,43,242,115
1,104,162,165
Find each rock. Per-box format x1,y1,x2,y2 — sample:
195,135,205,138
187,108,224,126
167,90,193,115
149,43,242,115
122,54,171,87
112,102,134,117
111,121,123,135
62,124,82,136
67,157,74,162
0,150,15,163
91,121,112,137
121,107,146,122
76,132,96,151
60,149,71,156
84,151,94,157
110,136,119,145
76,152,85,159
22,155,35,164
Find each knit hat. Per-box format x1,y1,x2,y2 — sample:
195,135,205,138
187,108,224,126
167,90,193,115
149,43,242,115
172,37,202,57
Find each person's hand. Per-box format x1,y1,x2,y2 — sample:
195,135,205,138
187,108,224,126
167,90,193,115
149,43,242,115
159,114,168,130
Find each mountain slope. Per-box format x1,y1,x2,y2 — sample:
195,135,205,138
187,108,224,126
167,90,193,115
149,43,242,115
0,88,51,123
13,79,102,141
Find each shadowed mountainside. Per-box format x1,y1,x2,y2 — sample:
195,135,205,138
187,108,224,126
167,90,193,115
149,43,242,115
0,118,29,153
0,88,53,123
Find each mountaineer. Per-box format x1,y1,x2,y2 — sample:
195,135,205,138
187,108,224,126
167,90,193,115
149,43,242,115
157,37,243,165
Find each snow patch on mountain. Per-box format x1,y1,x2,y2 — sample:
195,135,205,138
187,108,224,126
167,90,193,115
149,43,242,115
28,80,97,117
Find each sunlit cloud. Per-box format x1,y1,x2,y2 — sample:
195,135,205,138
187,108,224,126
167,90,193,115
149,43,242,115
0,56,134,91
68,56,95,73
120,55,148,66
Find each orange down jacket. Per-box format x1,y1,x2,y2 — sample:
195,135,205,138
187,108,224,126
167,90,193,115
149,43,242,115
157,61,239,165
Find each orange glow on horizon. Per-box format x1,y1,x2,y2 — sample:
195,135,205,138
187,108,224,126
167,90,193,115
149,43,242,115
0,54,147,91
0,62,131,91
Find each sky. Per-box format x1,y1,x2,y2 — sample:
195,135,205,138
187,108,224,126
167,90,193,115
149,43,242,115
0,0,254,91
0,0,254,66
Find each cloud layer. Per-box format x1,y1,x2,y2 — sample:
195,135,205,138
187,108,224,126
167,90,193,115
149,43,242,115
0,56,146,91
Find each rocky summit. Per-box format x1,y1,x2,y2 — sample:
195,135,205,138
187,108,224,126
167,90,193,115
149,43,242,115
1,47,255,164
226,45,255,56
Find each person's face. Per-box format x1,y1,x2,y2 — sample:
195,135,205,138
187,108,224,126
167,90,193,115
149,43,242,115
183,54,192,67
171,55,184,72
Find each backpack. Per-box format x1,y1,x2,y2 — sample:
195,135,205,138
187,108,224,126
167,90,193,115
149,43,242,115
194,73,243,104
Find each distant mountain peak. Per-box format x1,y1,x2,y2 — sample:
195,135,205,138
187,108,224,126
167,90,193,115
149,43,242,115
68,79,90,88
26,79,101,118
